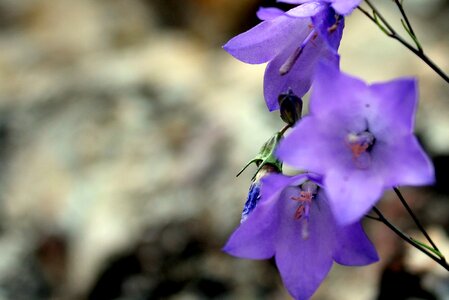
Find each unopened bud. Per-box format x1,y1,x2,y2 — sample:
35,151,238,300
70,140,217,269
278,89,303,126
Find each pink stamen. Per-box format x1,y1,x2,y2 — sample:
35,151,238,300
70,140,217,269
346,132,375,169
346,131,374,158
294,205,304,220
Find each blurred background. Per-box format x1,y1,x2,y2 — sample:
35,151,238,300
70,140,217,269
0,0,448,299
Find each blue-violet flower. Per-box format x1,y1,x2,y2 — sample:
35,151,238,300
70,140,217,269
223,2,344,111
224,173,378,300
277,63,435,225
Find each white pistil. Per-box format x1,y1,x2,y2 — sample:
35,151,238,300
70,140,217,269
279,30,316,76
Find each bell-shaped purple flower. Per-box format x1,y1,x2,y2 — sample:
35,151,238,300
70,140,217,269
224,173,378,300
223,3,344,111
277,63,435,225
278,0,362,16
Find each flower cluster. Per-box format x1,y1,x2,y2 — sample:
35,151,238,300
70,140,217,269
223,0,435,299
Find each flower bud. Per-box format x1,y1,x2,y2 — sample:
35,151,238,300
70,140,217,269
278,89,303,126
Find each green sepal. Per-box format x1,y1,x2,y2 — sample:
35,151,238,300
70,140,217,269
236,132,283,179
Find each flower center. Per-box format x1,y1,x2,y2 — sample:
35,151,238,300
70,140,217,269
346,131,375,169
291,181,318,239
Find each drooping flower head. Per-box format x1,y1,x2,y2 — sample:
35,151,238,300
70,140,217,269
223,2,344,111
224,172,378,300
277,63,435,225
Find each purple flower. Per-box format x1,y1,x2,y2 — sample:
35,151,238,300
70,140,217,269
224,173,378,300
278,0,362,16
223,3,344,111
277,63,435,225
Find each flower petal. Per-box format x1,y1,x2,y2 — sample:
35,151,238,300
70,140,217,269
260,173,308,199
275,190,335,299
223,10,310,64
223,197,277,259
333,221,379,265
312,6,344,50
256,7,285,21
223,173,308,258
277,115,348,173
331,0,362,16
263,36,340,110
324,168,384,225
368,78,417,139
284,2,327,18
373,135,435,187
309,62,367,119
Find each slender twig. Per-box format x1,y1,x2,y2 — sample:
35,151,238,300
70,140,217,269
394,0,423,52
394,0,415,36
370,207,449,271
393,187,445,260
358,0,449,84
357,6,376,25
364,214,380,221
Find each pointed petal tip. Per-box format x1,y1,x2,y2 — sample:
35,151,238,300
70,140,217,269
222,42,234,57
421,164,436,186
223,242,274,260
325,171,385,226
266,102,280,112
221,36,267,64
339,243,380,266
221,243,233,255
257,7,285,21
370,251,380,263
222,42,237,58
331,0,363,16
221,240,248,258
